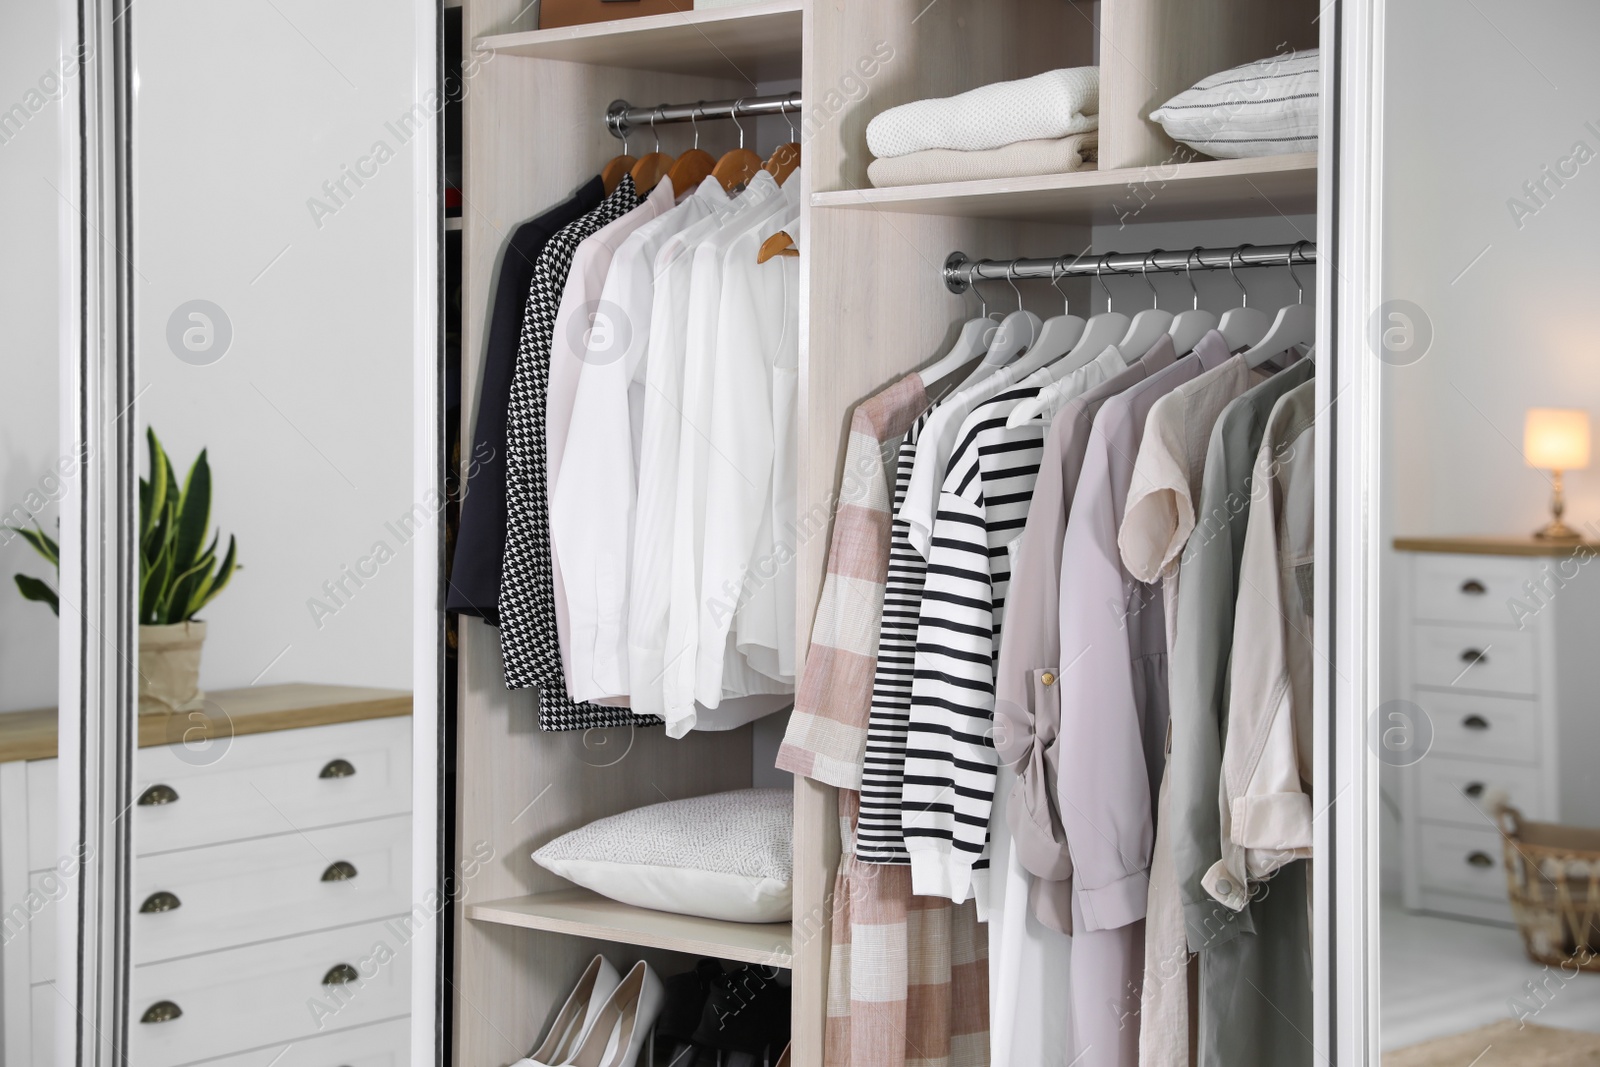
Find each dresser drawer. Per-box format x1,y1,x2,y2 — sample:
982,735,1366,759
130,916,410,1067
1412,554,1536,626
202,1016,409,1066
1416,756,1548,826
133,814,410,965
134,717,410,855
1409,623,1538,695
1419,824,1508,900
1414,689,1542,764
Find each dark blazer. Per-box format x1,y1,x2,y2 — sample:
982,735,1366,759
447,177,605,622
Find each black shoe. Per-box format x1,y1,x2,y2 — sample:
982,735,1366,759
690,965,790,1057
657,958,724,1045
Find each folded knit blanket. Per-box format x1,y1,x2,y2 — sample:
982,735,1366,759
867,131,1097,187
866,67,1099,159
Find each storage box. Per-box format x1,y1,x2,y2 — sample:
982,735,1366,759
539,0,693,29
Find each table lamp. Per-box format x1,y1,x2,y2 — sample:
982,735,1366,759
1524,407,1590,540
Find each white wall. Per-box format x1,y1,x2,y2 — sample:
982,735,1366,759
1378,0,1600,893
0,3,65,713
134,0,420,692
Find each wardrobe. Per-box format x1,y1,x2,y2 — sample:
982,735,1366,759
451,1,1323,1064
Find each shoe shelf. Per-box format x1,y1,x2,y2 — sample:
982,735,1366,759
468,889,795,969
810,153,1319,225
475,0,803,79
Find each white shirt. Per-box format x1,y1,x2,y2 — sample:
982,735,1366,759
695,207,802,706
544,177,675,697
629,173,784,723
551,177,727,702
661,175,799,734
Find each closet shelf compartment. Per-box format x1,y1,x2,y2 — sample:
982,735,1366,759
811,153,1319,225
467,889,794,968
475,0,802,79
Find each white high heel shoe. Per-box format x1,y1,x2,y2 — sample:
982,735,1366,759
564,960,665,1067
514,955,621,1067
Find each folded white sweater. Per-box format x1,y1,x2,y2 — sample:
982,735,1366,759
866,67,1099,159
867,131,1097,188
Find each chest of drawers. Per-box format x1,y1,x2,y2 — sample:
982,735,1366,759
0,686,411,1066
1395,541,1600,923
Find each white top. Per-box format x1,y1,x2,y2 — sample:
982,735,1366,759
628,172,785,723
662,175,800,735
550,177,728,701
865,67,1100,158
544,177,676,695
695,207,802,706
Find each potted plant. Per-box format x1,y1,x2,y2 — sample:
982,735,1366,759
11,429,240,712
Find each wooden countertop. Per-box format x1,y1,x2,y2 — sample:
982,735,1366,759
1392,535,1600,558
0,683,411,763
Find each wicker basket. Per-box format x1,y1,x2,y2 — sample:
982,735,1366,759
1496,803,1600,971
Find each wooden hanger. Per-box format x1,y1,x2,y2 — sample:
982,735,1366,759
763,108,801,185
602,145,638,196
665,105,717,195
758,230,799,263
629,108,674,195
711,101,765,192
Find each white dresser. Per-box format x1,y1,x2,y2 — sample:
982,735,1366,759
1396,538,1600,923
0,685,412,1066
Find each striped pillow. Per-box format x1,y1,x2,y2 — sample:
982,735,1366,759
1150,49,1319,160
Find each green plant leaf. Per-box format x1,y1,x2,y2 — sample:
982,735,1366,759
143,428,168,548
189,534,238,617
14,574,58,616
172,449,211,574
10,521,58,569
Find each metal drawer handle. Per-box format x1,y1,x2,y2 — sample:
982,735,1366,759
319,759,356,779
1466,851,1494,869
323,963,361,985
1462,714,1490,731
1464,782,1486,799
321,861,359,882
1460,579,1487,595
139,891,182,913
140,1001,182,1024
1459,648,1488,666
137,784,179,806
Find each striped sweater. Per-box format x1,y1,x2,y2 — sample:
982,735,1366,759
901,387,1047,903
855,412,933,864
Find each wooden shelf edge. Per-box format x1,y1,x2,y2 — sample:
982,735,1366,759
811,152,1320,221
1393,535,1600,558
467,890,795,968
477,0,803,55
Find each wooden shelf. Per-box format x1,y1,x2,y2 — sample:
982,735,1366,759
467,889,794,968
477,0,802,79
811,153,1319,225
1393,535,1600,558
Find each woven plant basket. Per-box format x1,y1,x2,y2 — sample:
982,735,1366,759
1496,802,1600,972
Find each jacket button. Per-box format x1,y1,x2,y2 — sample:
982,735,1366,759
1041,672,1056,686
1217,879,1233,895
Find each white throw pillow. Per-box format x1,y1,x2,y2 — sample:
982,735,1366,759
1149,49,1319,160
533,788,792,923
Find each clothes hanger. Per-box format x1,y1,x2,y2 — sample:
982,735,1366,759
712,100,766,193
955,262,1043,388
1217,246,1273,352
1167,247,1219,357
665,104,717,194
1238,241,1318,368
1014,259,1089,387
1115,250,1176,359
601,124,637,196
1007,256,1130,427
763,104,801,185
757,230,799,263
629,108,674,195
917,267,1002,388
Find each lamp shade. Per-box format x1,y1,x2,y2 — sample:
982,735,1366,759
1525,408,1591,470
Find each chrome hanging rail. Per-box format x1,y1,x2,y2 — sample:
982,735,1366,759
606,92,803,139
942,241,1317,294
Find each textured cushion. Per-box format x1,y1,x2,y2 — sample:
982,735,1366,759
866,67,1099,159
533,788,793,923
1149,49,1319,160
867,132,1097,188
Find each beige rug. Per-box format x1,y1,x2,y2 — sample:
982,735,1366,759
1385,1020,1600,1066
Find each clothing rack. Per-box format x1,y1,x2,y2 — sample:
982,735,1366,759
606,92,803,139
941,241,1318,294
